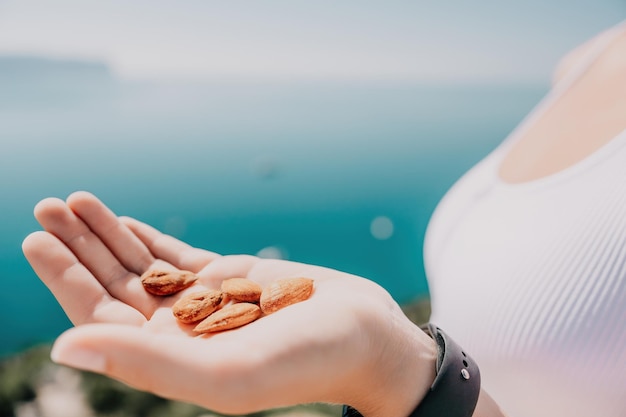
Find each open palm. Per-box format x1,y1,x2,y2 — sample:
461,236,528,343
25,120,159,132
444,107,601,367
22,192,424,415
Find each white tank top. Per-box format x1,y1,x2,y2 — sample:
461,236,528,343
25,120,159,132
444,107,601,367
423,22,626,417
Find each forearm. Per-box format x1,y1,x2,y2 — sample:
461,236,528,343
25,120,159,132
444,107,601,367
350,353,508,417
344,300,508,417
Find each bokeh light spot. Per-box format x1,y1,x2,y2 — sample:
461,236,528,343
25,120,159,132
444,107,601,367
370,216,394,240
256,245,288,260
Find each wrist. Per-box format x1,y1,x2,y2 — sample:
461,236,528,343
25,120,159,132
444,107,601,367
347,301,437,417
344,318,487,417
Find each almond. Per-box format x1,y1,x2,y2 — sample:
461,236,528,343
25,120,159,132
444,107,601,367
260,277,314,314
221,278,262,303
193,302,262,333
172,290,223,324
140,269,198,296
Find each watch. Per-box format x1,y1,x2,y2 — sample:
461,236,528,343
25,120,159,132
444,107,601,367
342,323,481,417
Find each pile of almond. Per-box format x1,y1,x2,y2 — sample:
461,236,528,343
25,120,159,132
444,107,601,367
140,270,314,333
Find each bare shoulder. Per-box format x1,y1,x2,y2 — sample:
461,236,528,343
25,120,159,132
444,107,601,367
499,24,626,184
552,25,624,85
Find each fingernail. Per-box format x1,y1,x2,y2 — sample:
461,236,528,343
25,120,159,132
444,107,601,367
51,343,106,373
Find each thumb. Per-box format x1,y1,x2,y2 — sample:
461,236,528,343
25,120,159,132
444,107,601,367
50,324,259,414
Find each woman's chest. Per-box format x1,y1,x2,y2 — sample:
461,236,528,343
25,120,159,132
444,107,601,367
426,176,626,416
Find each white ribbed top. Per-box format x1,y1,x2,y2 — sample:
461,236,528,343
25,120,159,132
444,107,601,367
423,22,626,417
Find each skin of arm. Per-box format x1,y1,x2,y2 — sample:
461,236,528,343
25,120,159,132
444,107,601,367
353,324,509,417
22,191,508,417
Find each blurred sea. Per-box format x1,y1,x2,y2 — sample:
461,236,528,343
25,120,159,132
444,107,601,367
0,57,547,355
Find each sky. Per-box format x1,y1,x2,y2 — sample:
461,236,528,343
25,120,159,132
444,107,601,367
0,0,624,82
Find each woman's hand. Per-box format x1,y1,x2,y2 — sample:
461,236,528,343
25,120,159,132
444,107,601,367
22,191,436,417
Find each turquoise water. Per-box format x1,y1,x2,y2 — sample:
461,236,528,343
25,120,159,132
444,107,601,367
0,76,546,355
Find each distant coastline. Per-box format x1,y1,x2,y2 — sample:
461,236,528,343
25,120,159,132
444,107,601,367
0,55,112,83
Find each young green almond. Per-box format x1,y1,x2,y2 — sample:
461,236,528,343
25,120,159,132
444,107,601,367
220,278,263,302
172,290,223,324
140,269,198,296
193,303,262,333
260,277,314,314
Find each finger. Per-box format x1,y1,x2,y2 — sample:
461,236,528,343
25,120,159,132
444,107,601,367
66,191,155,275
49,324,269,414
34,197,158,318
49,322,341,415
121,216,220,273
22,231,146,326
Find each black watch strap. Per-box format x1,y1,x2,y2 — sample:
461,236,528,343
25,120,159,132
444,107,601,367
343,323,481,417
